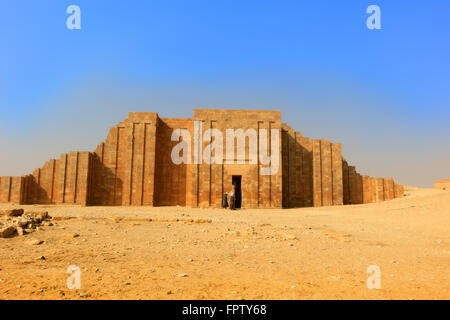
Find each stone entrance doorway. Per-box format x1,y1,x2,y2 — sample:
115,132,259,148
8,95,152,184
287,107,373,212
232,175,242,209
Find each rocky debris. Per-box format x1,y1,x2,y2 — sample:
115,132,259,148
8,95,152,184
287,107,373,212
25,239,44,245
17,227,24,236
0,209,52,238
24,210,49,220
176,273,188,278
0,209,24,217
283,234,298,240
0,225,17,238
59,233,80,239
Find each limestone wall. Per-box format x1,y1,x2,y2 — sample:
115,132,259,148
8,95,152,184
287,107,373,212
435,179,450,191
1,152,92,206
192,109,283,208
0,176,24,204
282,126,344,208
0,109,405,208
89,112,158,206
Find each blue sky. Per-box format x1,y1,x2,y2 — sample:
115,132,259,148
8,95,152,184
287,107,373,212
1,0,449,187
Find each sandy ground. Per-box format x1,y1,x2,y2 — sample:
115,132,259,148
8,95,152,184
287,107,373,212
0,187,449,300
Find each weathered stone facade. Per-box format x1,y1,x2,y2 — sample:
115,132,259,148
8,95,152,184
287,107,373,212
0,109,404,208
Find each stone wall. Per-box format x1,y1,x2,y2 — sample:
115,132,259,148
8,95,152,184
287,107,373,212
0,109,405,208
89,112,158,206
192,109,283,208
0,176,24,204
281,125,344,207
340,165,403,205
434,179,450,191
5,152,92,206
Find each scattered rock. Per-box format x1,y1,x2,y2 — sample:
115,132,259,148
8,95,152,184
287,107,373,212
0,209,24,217
17,227,24,236
25,239,44,246
0,225,17,238
0,209,52,239
59,233,80,239
15,217,30,228
25,211,49,220
177,273,188,278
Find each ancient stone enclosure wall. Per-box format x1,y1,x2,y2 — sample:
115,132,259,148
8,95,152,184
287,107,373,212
282,124,343,207
0,109,404,208
434,179,450,191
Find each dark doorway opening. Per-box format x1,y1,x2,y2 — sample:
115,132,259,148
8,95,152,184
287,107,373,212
232,175,242,209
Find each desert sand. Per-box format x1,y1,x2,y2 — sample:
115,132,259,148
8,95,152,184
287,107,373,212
0,187,449,300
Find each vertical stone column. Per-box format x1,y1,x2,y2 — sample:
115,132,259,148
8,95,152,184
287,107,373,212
312,139,322,207
271,121,283,208
1,177,8,203
356,173,363,204
9,177,24,204
331,143,343,206
64,151,79,204
143,122,157,206
133,123,146,205
362,175,371,203
288,130,297,207
75,152,91,206
371,177,378,202
281,129,289,207
259,121,271,208
376,178,385,201
57,154,68,204
300,137,313,207
123,123,135,206
342,160,350,205
383,178,394,200
294,133,304,207
320,140,333,207
104,127,119,205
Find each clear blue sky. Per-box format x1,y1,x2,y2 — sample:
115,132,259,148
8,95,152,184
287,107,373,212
1,0,449,187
